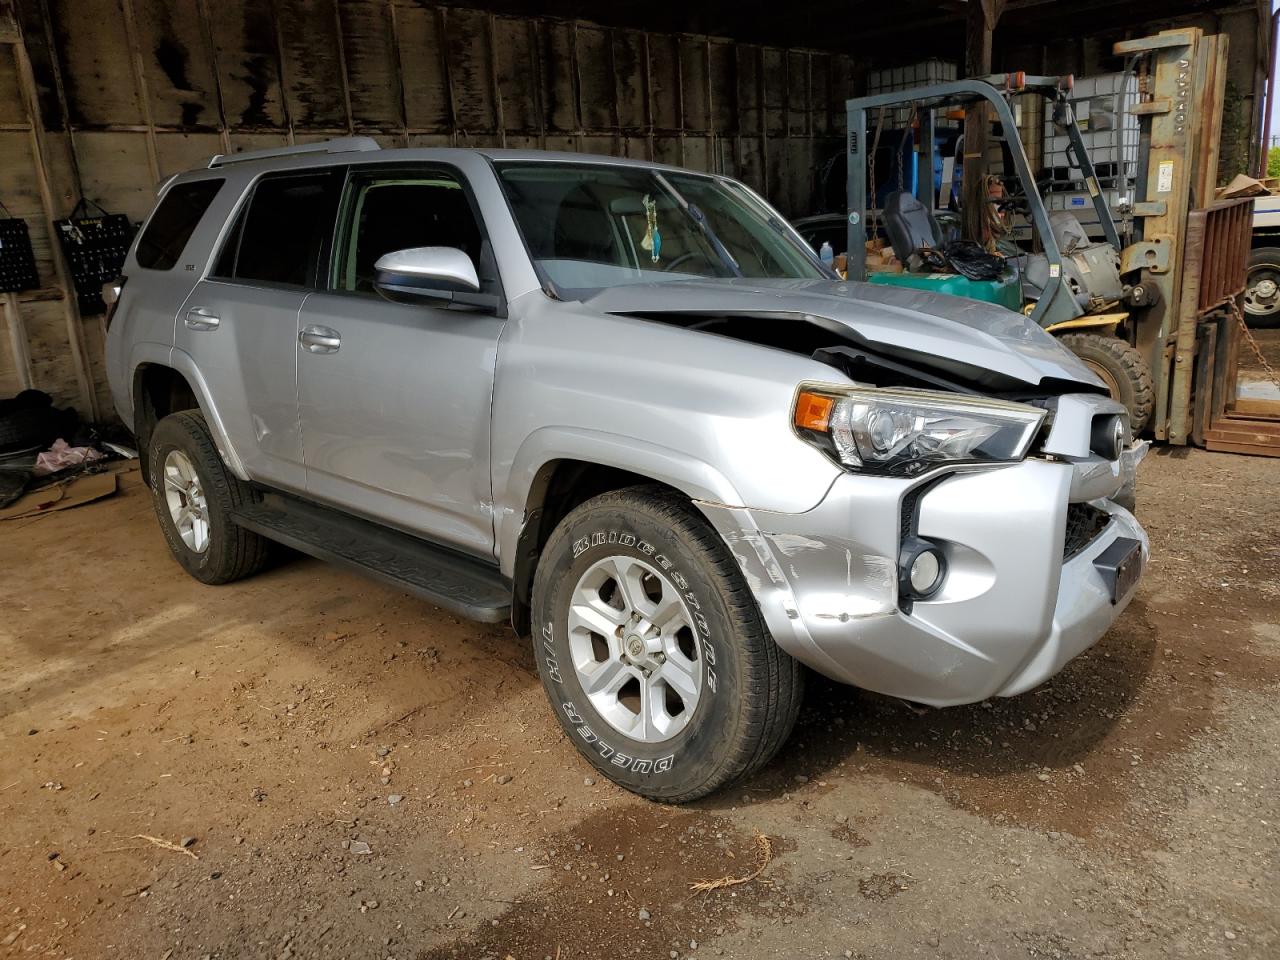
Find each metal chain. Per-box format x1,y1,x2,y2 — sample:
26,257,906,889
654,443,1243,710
1230,300,1280,389
867,106,886,239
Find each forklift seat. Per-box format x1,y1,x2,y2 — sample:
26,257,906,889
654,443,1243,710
883,191,942,268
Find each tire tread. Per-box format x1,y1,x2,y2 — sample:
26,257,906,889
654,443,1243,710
1060,332,1154,433
538,484,802,803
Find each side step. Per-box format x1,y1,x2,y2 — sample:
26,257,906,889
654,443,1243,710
231,495,511,623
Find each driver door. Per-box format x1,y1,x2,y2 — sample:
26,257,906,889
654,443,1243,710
295,165,505,557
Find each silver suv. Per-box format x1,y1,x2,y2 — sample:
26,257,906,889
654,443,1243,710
106,138,1148,802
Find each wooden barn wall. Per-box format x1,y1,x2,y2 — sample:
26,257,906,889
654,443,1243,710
0,0,859,421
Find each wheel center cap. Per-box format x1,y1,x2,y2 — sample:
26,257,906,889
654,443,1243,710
625,635,646,660
1256,278,1278,300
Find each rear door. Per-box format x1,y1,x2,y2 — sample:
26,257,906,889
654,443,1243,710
296,163,505,556
175,169,342,491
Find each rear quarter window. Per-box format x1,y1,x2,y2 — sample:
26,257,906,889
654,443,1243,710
135,179,224,270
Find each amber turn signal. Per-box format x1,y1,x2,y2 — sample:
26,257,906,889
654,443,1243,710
794,390,834,433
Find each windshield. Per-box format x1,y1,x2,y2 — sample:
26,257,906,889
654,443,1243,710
495,161,826,297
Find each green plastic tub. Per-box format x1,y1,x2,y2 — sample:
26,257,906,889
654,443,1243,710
867,270,1022,312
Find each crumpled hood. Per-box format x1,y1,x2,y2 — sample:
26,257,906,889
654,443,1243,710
586,277,1104,390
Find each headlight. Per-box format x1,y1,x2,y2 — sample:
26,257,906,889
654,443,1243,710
793,385,1046,476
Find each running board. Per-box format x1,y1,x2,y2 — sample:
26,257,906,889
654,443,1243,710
231,495,511,623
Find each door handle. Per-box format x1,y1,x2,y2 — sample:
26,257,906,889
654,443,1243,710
184,307,220,331
300,324,341,354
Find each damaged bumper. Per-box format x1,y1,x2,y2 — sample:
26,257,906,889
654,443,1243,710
698,453,1149,707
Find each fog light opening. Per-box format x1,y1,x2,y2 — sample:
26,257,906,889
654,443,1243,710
899,539,946,602
909,550,942,594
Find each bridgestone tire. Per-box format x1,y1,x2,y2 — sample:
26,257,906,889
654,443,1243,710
1244,247,1280,329
531,485,802,803
147,411,269,585
1059,332,1155,434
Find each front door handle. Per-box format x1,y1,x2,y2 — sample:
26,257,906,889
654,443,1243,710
300,324,341,354
184,307,220,331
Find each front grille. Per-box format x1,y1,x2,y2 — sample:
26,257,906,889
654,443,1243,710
1063,503,1110,560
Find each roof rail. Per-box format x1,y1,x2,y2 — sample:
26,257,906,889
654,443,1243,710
207,136,381,169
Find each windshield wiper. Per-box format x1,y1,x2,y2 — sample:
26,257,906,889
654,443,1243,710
653,173,743,278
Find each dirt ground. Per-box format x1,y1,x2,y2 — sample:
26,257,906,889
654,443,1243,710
1,449,1277,960
1238,327,1280,375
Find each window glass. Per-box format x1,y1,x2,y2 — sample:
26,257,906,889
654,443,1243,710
231,173,340,286
333,174,484,294
495,162,823,297
135,179,223,270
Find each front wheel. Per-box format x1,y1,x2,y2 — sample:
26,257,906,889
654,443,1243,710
1243,247,1280,329
1058,332,1154,434
531,486,802,803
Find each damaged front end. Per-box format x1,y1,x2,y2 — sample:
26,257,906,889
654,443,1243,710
610,280,1153,706
698,406,1148,706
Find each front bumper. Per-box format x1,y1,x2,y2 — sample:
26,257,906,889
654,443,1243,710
698,455,1148,707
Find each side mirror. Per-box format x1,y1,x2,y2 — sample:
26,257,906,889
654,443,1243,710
373,246,480,300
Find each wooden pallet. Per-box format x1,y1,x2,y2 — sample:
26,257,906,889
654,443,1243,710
1194,312,1280,457
1202,416,1280,456
1187,308,1280,458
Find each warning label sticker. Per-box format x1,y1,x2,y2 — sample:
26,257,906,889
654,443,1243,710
1157,160,1174,193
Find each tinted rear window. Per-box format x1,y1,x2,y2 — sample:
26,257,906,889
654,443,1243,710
135,179,224,270
226,172,341,286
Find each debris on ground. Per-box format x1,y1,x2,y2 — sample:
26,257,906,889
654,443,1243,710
689,830,773,893
131,835,199,860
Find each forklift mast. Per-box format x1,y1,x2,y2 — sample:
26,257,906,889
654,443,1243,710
845,73,1121,327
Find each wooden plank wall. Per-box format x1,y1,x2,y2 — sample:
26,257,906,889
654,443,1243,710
0,0,860,421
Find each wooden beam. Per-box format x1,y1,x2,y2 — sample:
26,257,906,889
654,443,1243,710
961,0,1005,244
2,292,33,391
331,0,355,136
9,23,98,421
119,0,162,185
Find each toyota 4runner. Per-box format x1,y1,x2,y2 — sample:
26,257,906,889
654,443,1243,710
106,138,1148,802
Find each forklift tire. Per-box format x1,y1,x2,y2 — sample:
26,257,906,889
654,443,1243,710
1058,333,1154,435
1243,247,1280,328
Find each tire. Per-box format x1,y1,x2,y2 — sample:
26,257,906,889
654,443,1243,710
1058,332,1154,434
1243,247,1280,329
0,406,55,451
147,410,270,585
531,485,802,803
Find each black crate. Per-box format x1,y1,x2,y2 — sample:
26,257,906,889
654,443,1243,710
0,218,39,294
54,206,135,314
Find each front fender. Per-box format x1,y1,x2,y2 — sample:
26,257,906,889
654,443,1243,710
495,425,745,578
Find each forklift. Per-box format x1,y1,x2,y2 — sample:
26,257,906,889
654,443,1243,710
844,72,1156,430
843,29,1280,455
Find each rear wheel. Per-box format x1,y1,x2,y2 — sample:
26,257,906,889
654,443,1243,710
1059,332,1154,434
531,486,802,803
147,411,270,584
1243,247,1280,329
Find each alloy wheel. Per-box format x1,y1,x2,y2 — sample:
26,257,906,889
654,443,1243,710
566,555,703,743
162,449,210,554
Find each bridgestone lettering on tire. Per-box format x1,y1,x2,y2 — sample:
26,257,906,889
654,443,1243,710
1059,332,1155,435
147,411,270,585
531,485,802,802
